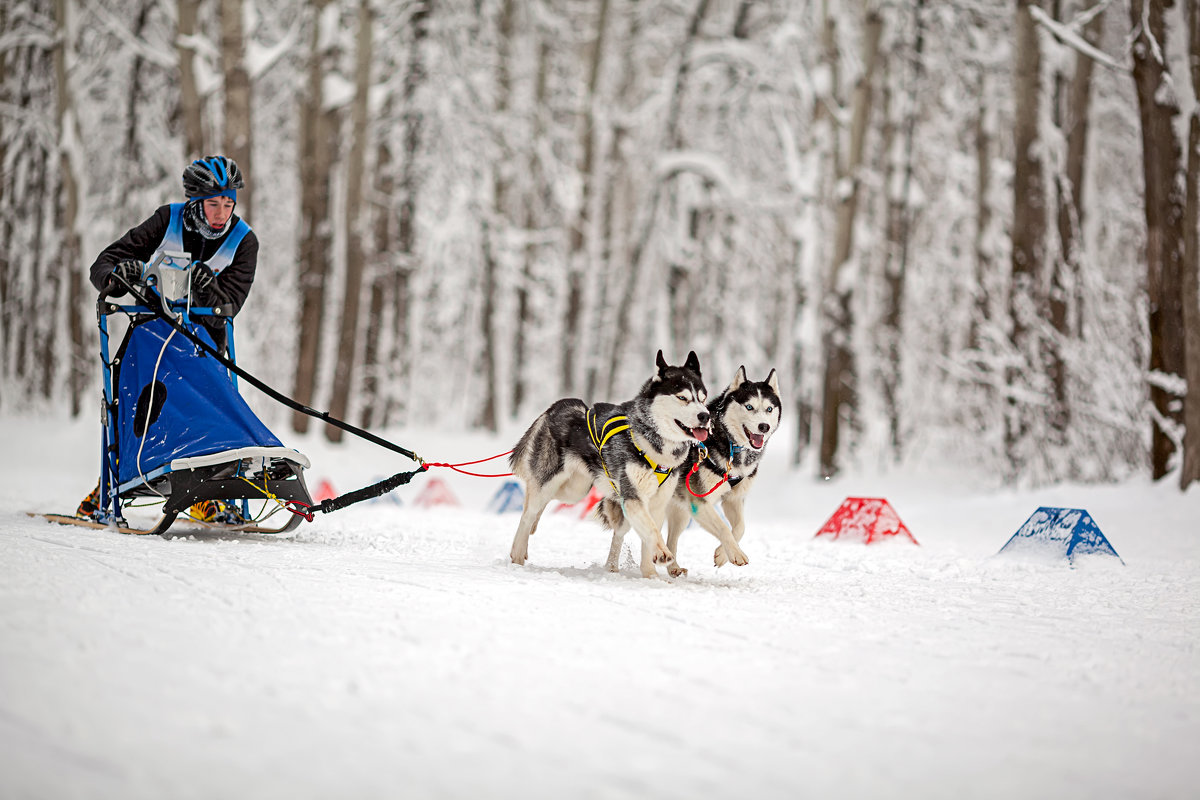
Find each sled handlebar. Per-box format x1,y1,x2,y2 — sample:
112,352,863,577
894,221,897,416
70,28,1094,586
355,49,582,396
99,300,233,318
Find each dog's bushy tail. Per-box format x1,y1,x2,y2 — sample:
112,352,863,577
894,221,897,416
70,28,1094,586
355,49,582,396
509,414,545,474
510,399,588,480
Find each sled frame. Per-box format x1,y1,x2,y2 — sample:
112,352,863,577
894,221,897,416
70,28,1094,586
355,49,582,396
93,278,311,534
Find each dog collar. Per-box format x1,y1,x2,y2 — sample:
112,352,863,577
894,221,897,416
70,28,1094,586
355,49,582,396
703,443,744,489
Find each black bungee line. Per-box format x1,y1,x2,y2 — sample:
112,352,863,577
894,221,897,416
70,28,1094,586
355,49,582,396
103,275,427,516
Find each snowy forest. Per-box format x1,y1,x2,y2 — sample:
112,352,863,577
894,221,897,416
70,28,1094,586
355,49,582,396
2,0,1200,490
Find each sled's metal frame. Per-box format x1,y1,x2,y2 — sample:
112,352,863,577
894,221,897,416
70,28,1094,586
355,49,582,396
94,257,311,535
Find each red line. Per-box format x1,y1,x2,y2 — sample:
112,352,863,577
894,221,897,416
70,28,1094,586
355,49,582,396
423,450,515,478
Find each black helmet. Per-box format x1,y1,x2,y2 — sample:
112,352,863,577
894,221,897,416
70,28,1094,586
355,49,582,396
182,155,244,200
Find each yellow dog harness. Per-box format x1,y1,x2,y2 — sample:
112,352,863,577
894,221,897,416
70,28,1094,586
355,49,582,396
586,409,674,491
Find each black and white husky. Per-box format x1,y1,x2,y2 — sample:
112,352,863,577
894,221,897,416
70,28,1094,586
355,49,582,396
509,351,737,578
602,367,780,577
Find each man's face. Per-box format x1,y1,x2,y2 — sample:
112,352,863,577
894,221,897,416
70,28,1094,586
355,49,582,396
202,196,236,230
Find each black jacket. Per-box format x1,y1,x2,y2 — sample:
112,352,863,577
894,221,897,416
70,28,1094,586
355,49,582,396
89,204,258,352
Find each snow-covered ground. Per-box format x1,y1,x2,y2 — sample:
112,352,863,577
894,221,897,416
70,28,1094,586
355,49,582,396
1,411,1197,800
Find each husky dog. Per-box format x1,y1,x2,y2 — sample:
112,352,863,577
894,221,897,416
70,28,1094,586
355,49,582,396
509,351,738,578
602,366,780,577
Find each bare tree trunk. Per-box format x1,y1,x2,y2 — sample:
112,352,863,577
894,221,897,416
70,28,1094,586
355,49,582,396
1130,0,1187,480
220,0,253,218
1045,0,1069,447
794,0,841,466
360,139,392,430
880,0,924,459
2,34,53,395
382,0,432,426
0,2,8,383
1061,4,1103,335
1184,111,1200,489
514,39,550,417
292,0,337,433
586,1,642,401
477,217,500,429
1044,1,1104,457
818,9,882,479
177,0,205,158
477,0,515,432
123,0,152,161
53,0,85,413
1006,0,1048,475
327,0,373,443
1042,0,1102,471
970,67,993,353
563,0,609,396
1182,0,1200,490
606,0,710,396
588,127,624,402
878,57,900,451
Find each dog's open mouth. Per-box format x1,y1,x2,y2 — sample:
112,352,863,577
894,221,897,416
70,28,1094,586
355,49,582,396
744,426,765,449
678,421,708,442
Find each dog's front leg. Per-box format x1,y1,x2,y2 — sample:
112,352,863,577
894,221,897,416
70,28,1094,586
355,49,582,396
622,498,673,578
689,500,749,567
664,501,691,577
714,495,748,567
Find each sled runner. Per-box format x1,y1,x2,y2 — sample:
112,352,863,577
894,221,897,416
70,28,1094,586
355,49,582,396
55,251,314,536
29,511,306,537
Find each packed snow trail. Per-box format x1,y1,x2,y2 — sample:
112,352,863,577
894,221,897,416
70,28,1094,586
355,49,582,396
1,415,1197,799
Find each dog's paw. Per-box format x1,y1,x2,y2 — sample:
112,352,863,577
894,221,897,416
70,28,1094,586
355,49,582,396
668,563,688,578
652,544,674,564
510,547,528,565
714,544,749,567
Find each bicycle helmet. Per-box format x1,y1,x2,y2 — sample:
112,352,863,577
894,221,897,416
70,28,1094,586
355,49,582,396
182,155,244,201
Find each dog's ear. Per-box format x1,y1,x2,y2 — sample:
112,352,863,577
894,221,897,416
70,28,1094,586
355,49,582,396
731,366,748,390
684,350,701,375
656,349,668,373
766,368,780,396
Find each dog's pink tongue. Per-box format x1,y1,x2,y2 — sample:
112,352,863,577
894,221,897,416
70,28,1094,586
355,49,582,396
748,432,764,449
692,428,708,442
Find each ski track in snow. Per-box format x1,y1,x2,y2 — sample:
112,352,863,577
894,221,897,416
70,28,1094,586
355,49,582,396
1,415,1198,799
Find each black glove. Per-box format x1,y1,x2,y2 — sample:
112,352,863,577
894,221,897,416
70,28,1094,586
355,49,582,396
112,259,143,287
190,264,218,303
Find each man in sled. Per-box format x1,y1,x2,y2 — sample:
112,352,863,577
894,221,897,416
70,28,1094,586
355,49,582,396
76,155,258,524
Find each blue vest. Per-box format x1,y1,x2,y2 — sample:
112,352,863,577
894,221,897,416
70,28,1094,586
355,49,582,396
158,202,250,275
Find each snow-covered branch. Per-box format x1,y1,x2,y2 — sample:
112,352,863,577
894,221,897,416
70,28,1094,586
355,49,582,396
653,150,739,199
247,22,302,80
82,1,175,70
1028,5,1128,73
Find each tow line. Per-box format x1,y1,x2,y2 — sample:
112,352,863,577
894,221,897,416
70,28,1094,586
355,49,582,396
114,275,513,519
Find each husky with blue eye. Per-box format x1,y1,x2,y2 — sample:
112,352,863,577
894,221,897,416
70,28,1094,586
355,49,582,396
601,366,780,577
508,351,734,578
